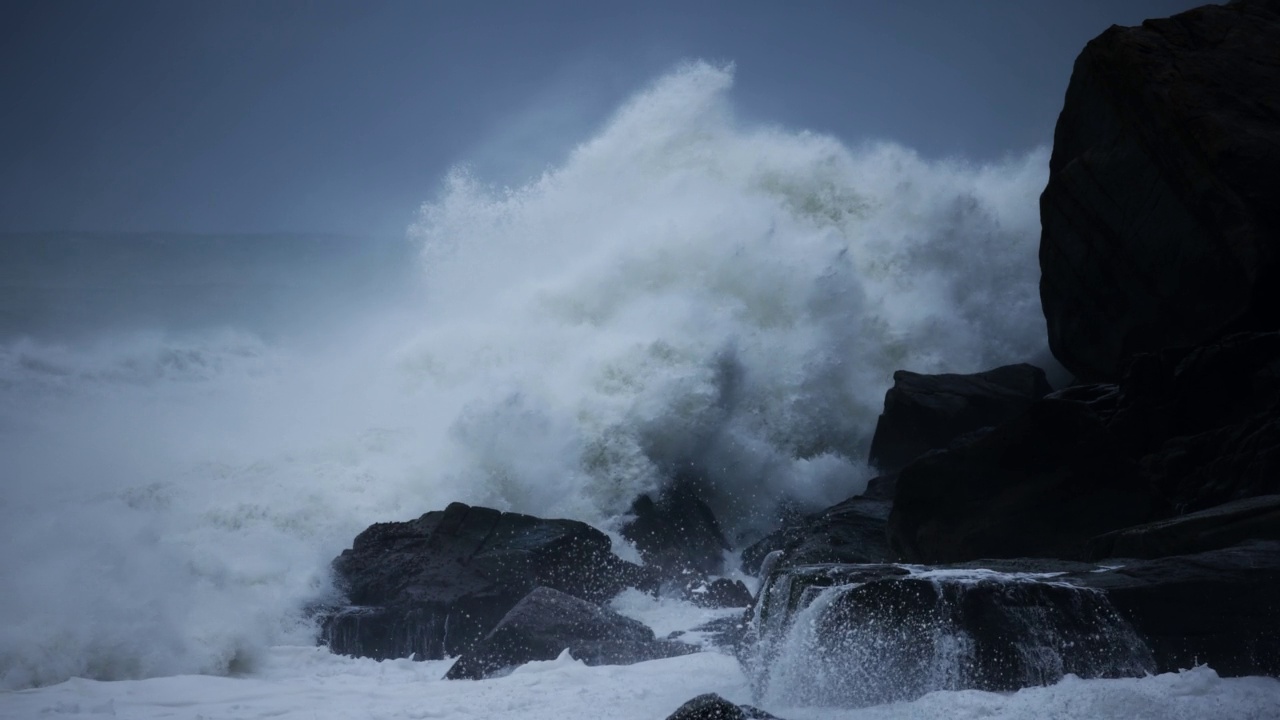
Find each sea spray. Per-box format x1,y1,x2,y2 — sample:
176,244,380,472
406,60,1049,535
1,61,1048,689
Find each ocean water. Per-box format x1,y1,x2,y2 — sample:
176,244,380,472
3,62,1276,718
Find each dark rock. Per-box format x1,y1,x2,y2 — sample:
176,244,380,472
1088,494,1280,560
665,694,781,720
1075,541,1280,676
1039,0,1280,381
888,333,1280,564
741,496,892,575
621,485,729,579
445,587,695,680
749,542,1280,704
868,364,1052,473
748,562,1152,707
322,502,647,660
861,472,897,501
1107,331,1280,511
689,578,754,608
887,397,1155,563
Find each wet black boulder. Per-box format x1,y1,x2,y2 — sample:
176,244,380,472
322,502,648,661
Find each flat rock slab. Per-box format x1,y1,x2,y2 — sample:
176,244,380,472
1089,494,1280,559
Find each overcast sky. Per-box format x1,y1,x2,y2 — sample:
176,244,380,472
0,0,1199,238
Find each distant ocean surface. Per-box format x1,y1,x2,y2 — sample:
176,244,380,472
0,232,417,341
4,62,1276,719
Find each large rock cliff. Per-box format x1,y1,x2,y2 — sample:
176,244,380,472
1039,0,1280,381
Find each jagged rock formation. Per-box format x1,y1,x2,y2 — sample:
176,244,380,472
887,331,1280,563
868,363,1052,473
1039,0,1280,381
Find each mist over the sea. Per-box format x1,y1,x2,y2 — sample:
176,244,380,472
0,62,1050,690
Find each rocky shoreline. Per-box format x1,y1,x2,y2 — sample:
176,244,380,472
317,2,1280,717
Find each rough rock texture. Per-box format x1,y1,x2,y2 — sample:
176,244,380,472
1039,0,1280,381
322,502,647,660
665,694,781,720
887,397,1155,563
621,485,729,579
1105,331,1280,512
741,496,892,575
1088,494,1280,560
888,332,1280,563
1076,541,1280,677
444,587,695,680
868,364,1052,473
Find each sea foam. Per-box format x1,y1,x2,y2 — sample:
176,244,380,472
1,61,1048,690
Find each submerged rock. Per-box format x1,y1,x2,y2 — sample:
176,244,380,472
322,502,647,660
444,587,695,680
868,364,1052,473
1040,0,1280,381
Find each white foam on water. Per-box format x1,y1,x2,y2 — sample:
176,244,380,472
2,650,1277,720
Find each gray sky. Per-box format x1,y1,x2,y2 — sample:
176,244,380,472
0,0,1198,238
